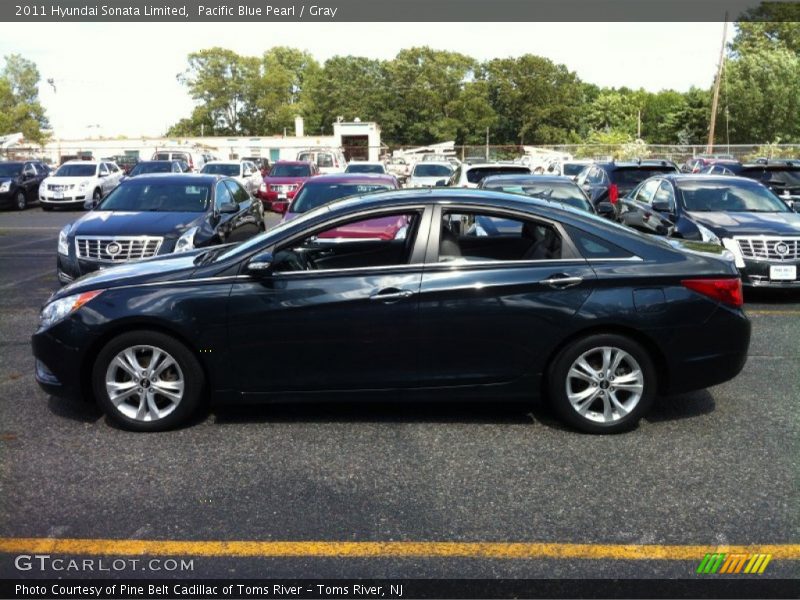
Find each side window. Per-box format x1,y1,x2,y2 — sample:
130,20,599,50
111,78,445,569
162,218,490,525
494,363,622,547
23,162,36,176
565,225,633,259
635,179,661,204
224,179,250,204
98,163,109,176
653,181,676,210
439,211,563,263
272,212,420,273
586,168,604,184
449,167,461,186
214,180,234,209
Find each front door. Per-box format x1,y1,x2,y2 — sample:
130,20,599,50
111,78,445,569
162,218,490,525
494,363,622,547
226,207,431,393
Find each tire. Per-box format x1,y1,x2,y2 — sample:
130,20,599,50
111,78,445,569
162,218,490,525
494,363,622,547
547,333,656,434
92,330,204,432
14,191,27,210
93,188,102,201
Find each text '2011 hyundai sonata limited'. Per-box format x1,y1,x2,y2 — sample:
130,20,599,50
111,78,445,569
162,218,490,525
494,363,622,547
32,189,751,433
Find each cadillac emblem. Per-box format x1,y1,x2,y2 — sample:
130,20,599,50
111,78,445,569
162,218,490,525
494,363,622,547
105,242,122,257
774,242,790,257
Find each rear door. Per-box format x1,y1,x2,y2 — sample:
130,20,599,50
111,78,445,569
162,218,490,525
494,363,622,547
223,179,262,242
417,205,596,388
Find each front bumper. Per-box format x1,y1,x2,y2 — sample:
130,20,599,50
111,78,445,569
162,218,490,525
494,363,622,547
32,319,97,401
742,258,800,288
40,192,87,206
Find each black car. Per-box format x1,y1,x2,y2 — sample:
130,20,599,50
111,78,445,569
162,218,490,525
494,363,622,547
618,174,800,287
124,160,188,179
56,174,264,284
576,160,679,207
0,160,48,210
478,174,615,218
702,161,800,207
34,189,750,434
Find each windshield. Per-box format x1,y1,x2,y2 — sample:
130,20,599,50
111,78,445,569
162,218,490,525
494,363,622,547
677,180,790,213
412,164,452,178
97,181,211,212
611,166,677,188
563,164,587,176
740,167,800,189
483,181,593,212
202,163,240,176
55,164,96,177
0,163,22,177
270,164,311,178
290,183,393,213
466,166,530,184
130,162,173,176
345,164,384,174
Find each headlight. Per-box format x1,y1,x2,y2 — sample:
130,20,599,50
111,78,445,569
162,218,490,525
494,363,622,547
722,237,745,268
259,183,266,192
174,226,198,253
0,181,10,193
39,290,103,330
696,223,721,245
57,225,70,255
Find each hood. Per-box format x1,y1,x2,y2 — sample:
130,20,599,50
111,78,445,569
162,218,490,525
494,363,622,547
44,176,94,186
69,210,203,238
688,211,800,238
54,251,202,299
0,176,16,185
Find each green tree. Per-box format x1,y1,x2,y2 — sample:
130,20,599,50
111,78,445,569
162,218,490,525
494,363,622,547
731,4,800,56
0,54,50,144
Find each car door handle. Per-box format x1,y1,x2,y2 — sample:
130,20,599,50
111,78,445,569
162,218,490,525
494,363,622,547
540,275,583,289
369,288,414,302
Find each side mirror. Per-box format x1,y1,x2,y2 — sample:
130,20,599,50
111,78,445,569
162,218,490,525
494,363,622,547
595,202,616,219
435,179,447,187
219,202,238,214
98,172,108,178
651,199,673,213
247,251,273,274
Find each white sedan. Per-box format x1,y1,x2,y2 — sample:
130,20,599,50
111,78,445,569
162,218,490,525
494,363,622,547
201,160,262,195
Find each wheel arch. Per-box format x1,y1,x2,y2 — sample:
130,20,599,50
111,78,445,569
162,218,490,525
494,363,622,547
541,324,670,397
79,318,213,403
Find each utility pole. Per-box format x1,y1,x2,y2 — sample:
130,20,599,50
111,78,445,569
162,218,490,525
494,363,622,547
637,109,642,139
485,127,489,161
707,15,728,154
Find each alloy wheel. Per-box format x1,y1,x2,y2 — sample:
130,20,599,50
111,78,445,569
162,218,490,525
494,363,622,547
104,345,184,422
565,346,644,424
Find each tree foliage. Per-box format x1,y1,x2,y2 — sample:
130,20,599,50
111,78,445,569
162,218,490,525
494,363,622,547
0,54,50,144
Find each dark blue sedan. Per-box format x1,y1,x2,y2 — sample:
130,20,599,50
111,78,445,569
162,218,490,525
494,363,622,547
34,189,750,433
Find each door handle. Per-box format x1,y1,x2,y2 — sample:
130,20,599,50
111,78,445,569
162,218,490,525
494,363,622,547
369,288,414,302
540,275,583,289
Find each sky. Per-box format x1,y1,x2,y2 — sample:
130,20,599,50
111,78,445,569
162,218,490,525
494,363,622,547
0,22,733,139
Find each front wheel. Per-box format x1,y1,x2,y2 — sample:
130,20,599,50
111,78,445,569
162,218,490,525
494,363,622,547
548,334,656,434
92,330,204,431
93,188,102,202
15,191,27,210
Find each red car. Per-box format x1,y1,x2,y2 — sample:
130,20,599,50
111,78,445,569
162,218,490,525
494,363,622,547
281,173,405,239
257,160,319,213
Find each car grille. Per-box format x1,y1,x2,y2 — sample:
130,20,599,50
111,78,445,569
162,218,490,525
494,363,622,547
75,236,163,262
735,236,800,261
48,184,75,191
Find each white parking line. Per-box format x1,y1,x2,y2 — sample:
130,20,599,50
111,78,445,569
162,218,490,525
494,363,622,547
0,269,54,289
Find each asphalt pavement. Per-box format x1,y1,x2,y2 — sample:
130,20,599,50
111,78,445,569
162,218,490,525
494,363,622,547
0,206,797,580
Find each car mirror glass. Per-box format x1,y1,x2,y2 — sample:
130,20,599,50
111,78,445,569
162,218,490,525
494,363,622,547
247,251,273,274
596,202,616,219
219,202,238,214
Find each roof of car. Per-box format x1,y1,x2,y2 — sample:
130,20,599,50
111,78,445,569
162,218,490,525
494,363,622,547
301,173,397,185
659,174,763,185
464,163,530,169
481,174,578,186
411,161,453,169
119,173,221,184
61,160,100,165
204,160,242,165
274,160,311,166
595,160,678,169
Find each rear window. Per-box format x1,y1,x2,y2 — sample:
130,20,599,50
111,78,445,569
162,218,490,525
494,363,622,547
466,166,530,184
563,164,587,177
739,167,800,188
610,167,677,188
270,164,311,177
412,164,453,178
153,153,170,160
345,164,385,174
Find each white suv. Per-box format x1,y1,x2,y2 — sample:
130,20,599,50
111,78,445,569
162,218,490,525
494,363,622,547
296,148,347,175
200,160,262,195
448,163,532,188
152,150,206,172
39,160,124,210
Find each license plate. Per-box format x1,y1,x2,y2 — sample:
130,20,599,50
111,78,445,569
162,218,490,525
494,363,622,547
277,193,287,200
770,265,797,280
53,192,64,199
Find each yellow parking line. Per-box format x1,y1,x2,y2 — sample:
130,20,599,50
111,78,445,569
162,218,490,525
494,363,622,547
0,538,799,560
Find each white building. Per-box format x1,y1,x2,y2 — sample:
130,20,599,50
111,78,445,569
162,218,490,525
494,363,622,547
7,119,383,164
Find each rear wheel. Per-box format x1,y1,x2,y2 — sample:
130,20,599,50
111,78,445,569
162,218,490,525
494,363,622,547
548,334,656,434
92,331,204,431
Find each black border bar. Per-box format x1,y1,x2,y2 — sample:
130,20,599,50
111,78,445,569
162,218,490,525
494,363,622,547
3,579,799,599
2,0,799,22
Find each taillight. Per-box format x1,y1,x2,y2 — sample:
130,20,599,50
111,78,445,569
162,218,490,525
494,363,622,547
682,278,743,308
608,184,619,204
